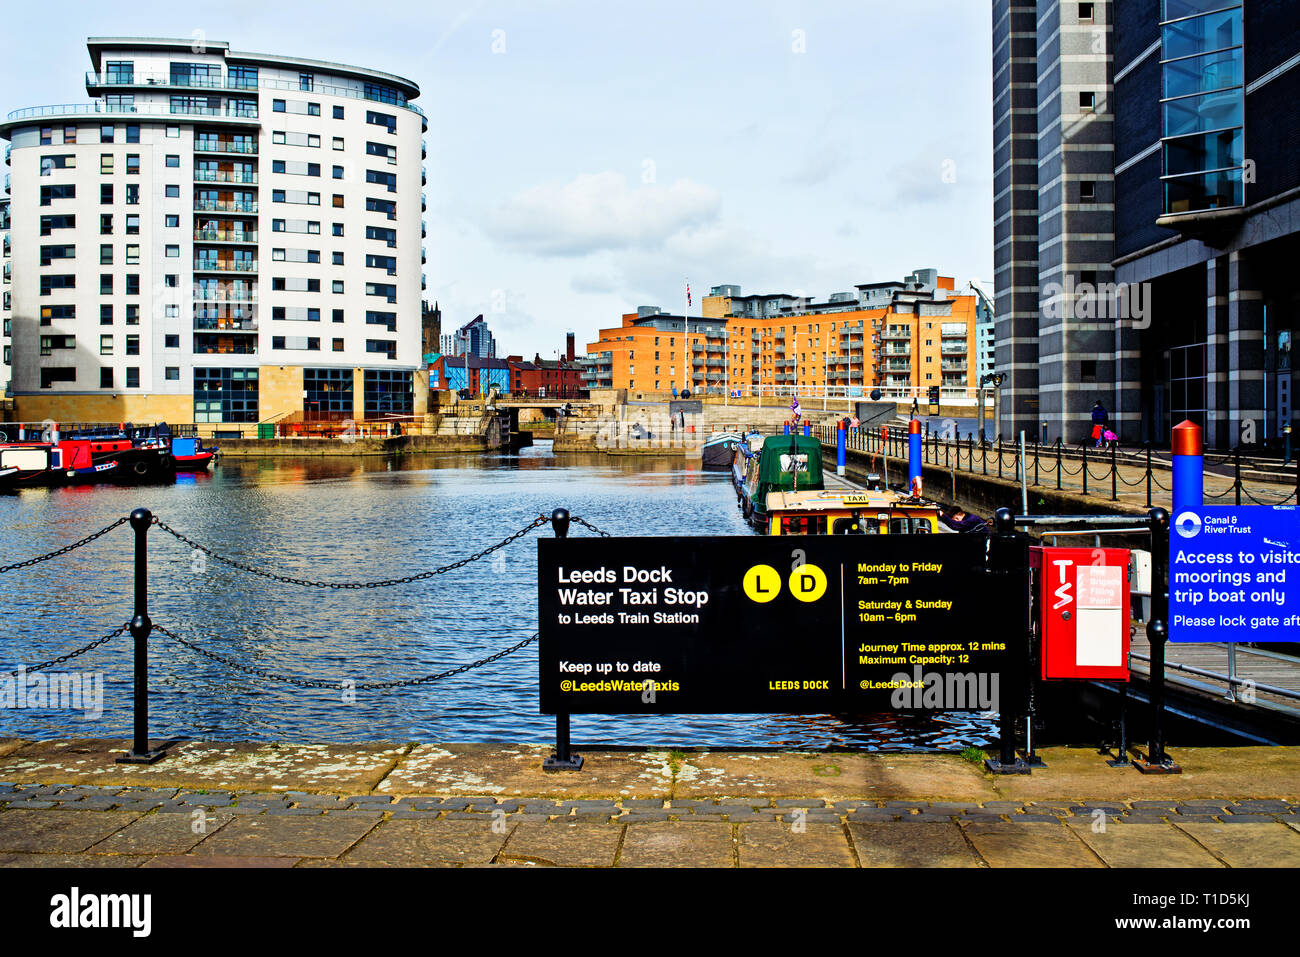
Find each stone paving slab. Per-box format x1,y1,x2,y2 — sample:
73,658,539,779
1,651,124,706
499,820,623,867
1173,822,1300,868
189,814,379,859
1064,819,1224,868
618,822,736,867
143,855,301,868
736,822,856,868
90,809,236,856
0,852,151,868
342,818,508,865
848,822,981,868
961,821,1104,868
0,740,410,793
375,744,674,798
0,809,140,854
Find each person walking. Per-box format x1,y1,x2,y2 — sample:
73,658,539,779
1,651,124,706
1091,401,1109,448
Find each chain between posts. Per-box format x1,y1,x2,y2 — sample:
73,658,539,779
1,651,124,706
152,622,538,690
0,517,130,574
3,624,130,678
569,516,614,537
151,514,551,588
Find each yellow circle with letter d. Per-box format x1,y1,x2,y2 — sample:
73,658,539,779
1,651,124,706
788,563,827,602
743,564,782,603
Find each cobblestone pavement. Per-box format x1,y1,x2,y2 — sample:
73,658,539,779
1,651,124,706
3,783,1299,867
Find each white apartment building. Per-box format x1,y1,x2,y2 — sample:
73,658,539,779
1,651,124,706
1,196,11,397
0,37,428,428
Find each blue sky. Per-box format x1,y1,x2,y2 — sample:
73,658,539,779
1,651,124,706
1,1,994,358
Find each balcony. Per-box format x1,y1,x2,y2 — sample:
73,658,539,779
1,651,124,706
6,101,258,124
195,140,258,156
880,328,911,341
194,287,257,302
194,317,258,331
941,343,967,355
194,169,258,185
194,199,257,214
194,259,258,273
941,361,967,372
879,345,910,356
194,228,257,244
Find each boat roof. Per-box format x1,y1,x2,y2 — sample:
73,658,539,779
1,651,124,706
766,488,944,513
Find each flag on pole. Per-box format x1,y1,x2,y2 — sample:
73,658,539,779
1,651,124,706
686,280,691,308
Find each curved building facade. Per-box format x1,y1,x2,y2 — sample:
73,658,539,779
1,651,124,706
0,37,428,427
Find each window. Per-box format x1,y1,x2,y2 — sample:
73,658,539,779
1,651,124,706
39,335,76,355
125,335,140,356
39,214,76,235
366,169,397,192
100,124,114,144
332,137,344,150
333,165,344,179
63,126,76,144
1080,180,1096,202
229,65,258,90
332,105,344,120
333,280,345,294
194,367,259,422
332,194,344,208
1079,91,1095,112
165,274,178,287
100,335,113,356
126,368,140,388
125,304,139,323
303,367,352,418
101,154,114,174
100,305,113,325
308,102,320,116
366,110,397,134
39,244,76,266
165,334,180,348
165,245,180,258
100,244,113,265
126,244,140,264
366,339,398,360
126,154,140,174
125,184,139,205
364,369,412,415
101,183,113,204
166,125,180,138
299,72,314,91
125,124,139,143
40,184,77,205
332,223,344,237
165,185,180,198
333,338,345,352
165,305,179,317
165,154,180,167
165,367,180,381
273,99,286,113
41,367,77,388
333,252,344,265
126,275,140,295
126,214,139,234
100,274,113,295
165,214,180,227
332,309,344,323
100,369,114,389
1078,2,1094,20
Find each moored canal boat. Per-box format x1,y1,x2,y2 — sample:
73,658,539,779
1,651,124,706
739,433,824,530
700,431,742,470
764,480,951,535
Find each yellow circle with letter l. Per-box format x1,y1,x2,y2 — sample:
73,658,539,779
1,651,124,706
743,564,782,603
788,563,827,602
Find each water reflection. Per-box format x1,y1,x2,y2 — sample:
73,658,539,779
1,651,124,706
0,441,996,750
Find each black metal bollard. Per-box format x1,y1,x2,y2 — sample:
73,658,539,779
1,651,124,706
1081,444,1089,496
1145,442,1152,509
116,508,166,764
1056,438,1062,491
1111,442,1118,502
543,507,583,772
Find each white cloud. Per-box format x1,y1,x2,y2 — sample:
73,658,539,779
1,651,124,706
485,171,722,257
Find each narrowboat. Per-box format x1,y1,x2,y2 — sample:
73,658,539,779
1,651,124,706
731,431,764,492
765,485,951,535
700,431,742,470
739,433,824,530
0,436,175,490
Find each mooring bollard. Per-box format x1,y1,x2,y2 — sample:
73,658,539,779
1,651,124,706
544,506,583,772
117,507,166,764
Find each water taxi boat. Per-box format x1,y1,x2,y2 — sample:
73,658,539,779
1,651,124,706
739,433,824,530
170,436,219,471
764,475,954,535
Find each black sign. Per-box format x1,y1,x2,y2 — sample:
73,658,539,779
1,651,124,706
538,535,1024,714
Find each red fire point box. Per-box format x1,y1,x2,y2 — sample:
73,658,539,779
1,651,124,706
1030,547,1131,681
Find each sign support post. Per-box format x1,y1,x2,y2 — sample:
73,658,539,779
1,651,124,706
543,507,584,772
984,508,1032,775
1135,505,1180,774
